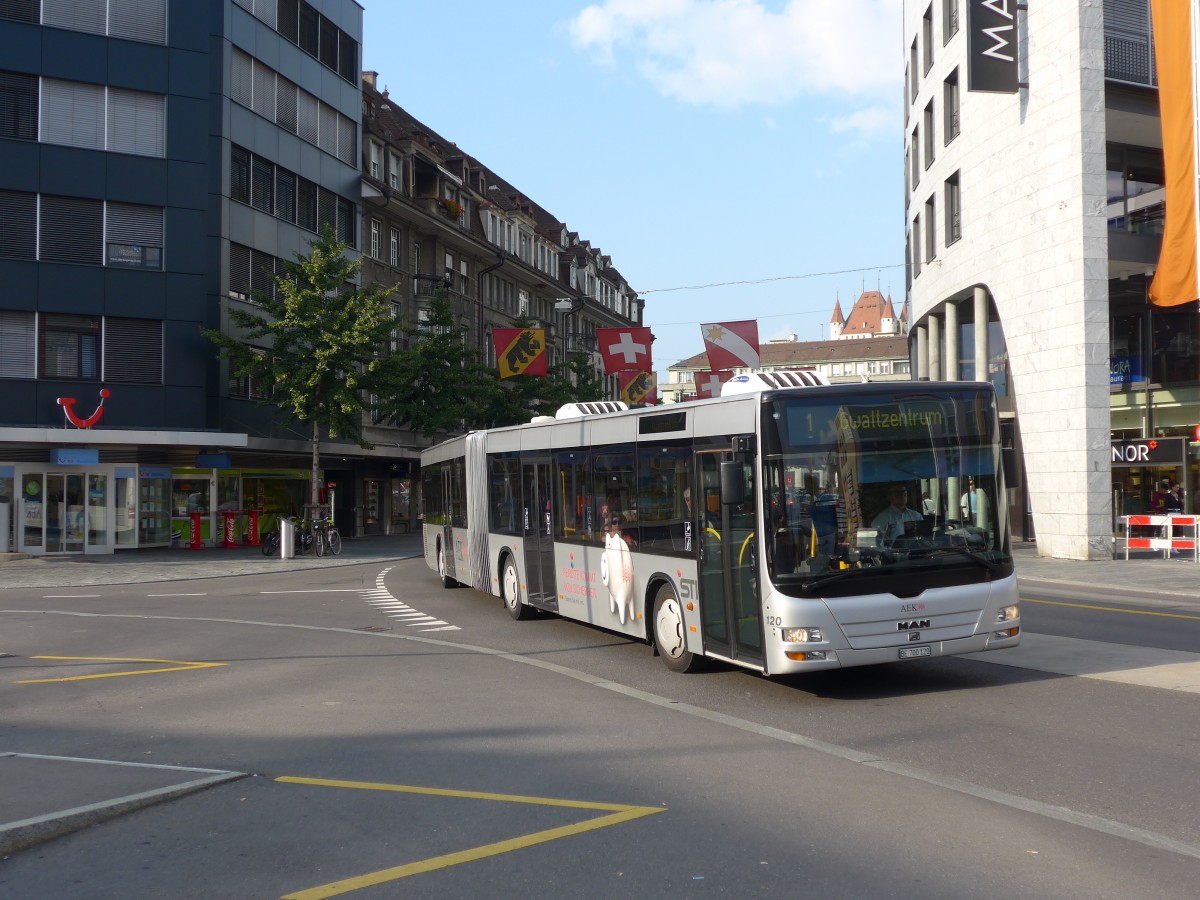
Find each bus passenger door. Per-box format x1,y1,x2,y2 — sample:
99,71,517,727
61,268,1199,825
522,459,558,610
440,465,457,582
697,449,763,668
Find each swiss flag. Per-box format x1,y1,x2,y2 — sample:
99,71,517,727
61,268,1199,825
701,320,760,370
695,370,732,399
597,327,652,374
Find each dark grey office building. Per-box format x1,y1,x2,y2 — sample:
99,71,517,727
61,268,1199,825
0,0,363,554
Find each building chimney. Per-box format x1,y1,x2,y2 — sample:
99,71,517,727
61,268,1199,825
362,70,378,90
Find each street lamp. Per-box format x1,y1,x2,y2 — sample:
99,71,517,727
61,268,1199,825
554,298,583,370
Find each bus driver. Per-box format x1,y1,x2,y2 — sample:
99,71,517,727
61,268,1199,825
871,484,924,546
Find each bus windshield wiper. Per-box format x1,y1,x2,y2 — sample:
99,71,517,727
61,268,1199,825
919,545,1006,573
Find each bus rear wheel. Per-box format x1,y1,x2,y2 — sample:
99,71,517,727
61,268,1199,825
653,583,700,672
502,556,533,620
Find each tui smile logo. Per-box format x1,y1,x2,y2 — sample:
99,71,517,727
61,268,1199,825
57,389,111,429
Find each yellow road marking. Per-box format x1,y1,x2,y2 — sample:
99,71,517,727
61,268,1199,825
16,656,226,684
1022,597,1200,622
276,776,665,900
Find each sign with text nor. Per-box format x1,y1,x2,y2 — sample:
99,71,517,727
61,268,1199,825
967,0,1019,93
1110,437,1186,466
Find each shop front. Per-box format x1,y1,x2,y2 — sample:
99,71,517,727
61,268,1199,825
1111,437,1193,525
10,451,115,555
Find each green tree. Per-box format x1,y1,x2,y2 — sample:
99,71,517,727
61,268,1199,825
379,294,497,437
203,228,397,510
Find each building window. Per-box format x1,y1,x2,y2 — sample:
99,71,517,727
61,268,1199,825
943,69,959,144
945,171,962,245
104,317,162,383
943,0,959,43
251,156,273,212
388,152,401,189
40,78,164,157
922,5,933,74
105,202,163,270
275,169,296,222
910,38,919,102
0,309,36,379
0,70,37,141
370,219,381,259
389,227,399,267
0,188,37,260
923,101,935,168
39,313,99,379
912,215,922,277
368,141,382,179
39,195,103,265
230,347,270,399
41,0,166,43
1107,145,1165,235
924,196,936,262
911,126,920,188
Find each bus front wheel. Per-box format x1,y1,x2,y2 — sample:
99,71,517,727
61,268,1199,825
653,584,700,673
502,556,533,620
437,544,457,589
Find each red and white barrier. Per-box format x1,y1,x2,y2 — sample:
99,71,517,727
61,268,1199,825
1122,515,1200,561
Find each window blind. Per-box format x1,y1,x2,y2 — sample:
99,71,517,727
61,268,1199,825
0,70,37,141
0,310,36,379
40,78,104,150
39,195,103,265
0,189,37,260
107,88,165,157
104,316,162,383
108,0,167,44
41,0,105,35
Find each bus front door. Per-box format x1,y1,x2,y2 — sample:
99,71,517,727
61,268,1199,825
698,450,763,668
521,460,558,610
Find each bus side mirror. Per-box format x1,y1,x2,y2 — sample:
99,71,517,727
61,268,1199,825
720,460,745,505
1002,447,1020,488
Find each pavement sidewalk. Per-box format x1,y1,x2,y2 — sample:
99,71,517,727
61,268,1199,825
0,532,426,590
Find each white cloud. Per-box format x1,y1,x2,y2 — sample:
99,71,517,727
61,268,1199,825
828,104,895,140
567,0,902,108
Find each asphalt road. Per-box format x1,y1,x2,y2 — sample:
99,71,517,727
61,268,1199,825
1,557,1198,899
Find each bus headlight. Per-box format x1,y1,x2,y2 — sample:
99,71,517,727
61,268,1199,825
996,605,1019,623
782,627,822,643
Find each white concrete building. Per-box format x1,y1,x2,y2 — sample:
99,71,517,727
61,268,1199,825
903,0,1198,559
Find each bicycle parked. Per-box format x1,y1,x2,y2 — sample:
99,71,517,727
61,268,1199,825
313,517,341,556
259,516,338,556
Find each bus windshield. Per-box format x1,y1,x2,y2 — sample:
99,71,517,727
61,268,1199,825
762,388,1013,597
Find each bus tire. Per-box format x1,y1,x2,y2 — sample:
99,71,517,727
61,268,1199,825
653,583,701,673
437,543,457,589
502,555,533,620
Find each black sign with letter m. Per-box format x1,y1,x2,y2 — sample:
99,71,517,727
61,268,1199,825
968,0,1019,93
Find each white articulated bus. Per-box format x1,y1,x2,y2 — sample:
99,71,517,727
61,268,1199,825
420,372,1020,675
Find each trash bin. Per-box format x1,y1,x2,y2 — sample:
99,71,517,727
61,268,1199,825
279,517,295,559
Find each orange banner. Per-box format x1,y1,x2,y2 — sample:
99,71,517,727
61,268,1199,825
1149,0,1197,307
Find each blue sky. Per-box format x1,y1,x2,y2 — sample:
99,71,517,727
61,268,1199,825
361,0,904,376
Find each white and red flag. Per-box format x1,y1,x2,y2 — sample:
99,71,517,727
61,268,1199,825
597,327,653,374
695,370,732,399
701,320,760,370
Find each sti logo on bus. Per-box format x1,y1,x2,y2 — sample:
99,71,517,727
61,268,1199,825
897,619,931,631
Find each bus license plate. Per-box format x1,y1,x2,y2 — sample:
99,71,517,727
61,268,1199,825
898,645,931,659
